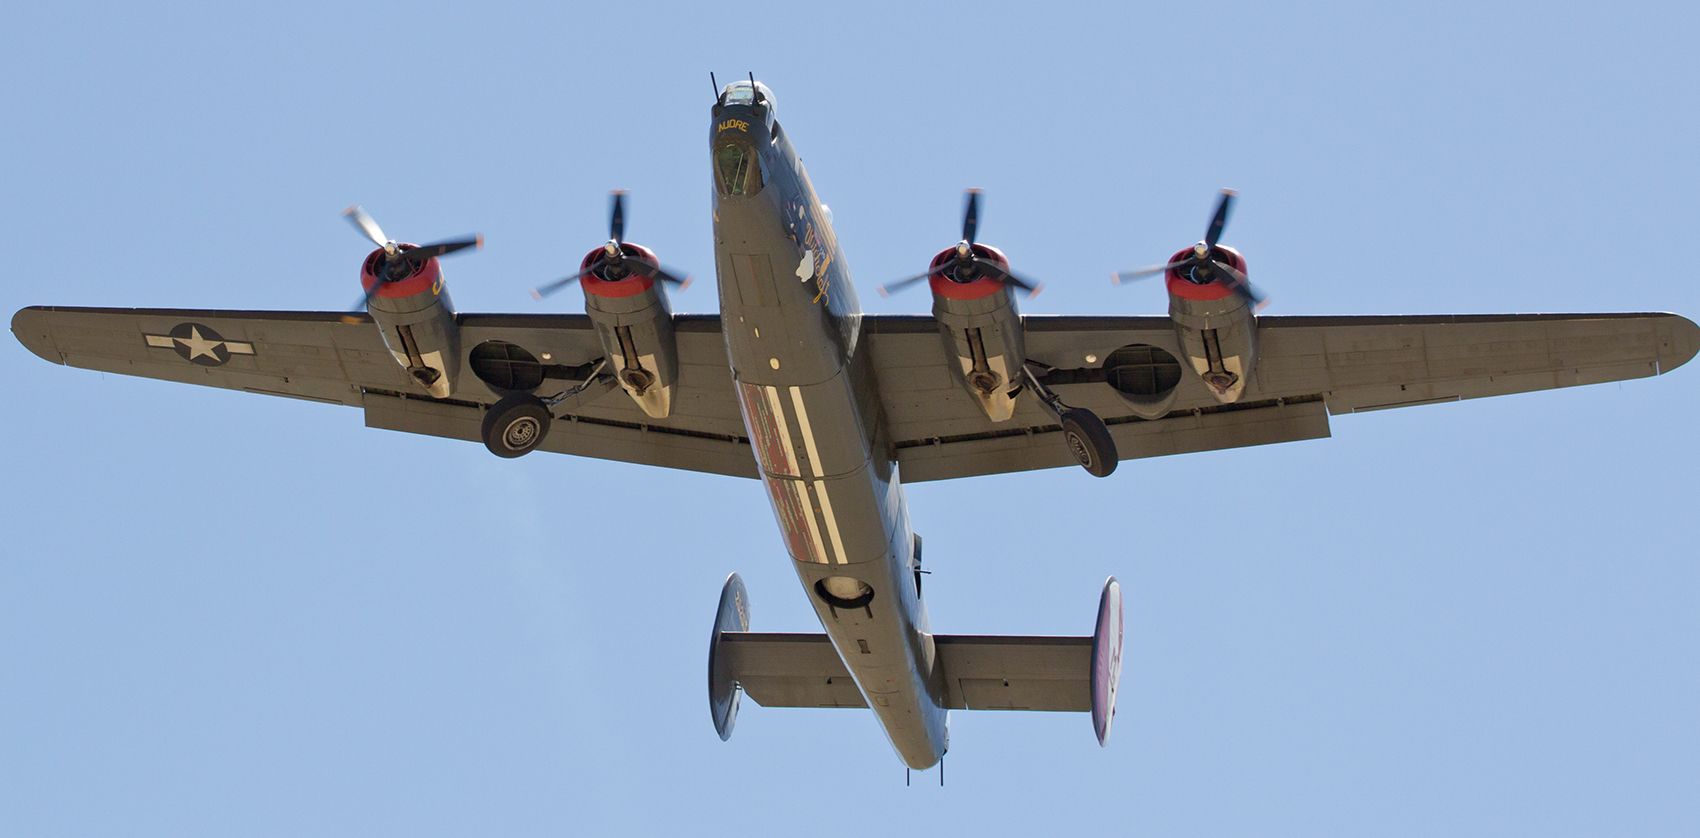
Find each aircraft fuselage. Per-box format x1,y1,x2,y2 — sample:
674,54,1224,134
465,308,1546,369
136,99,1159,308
710,90,949,769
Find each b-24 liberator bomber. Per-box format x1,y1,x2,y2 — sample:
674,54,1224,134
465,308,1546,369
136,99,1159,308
12,78,1697,771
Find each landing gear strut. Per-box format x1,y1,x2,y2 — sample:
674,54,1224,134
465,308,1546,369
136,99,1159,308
1023,363,1118,477
480,359,619,459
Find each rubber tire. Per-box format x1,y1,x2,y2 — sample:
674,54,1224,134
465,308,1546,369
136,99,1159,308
1061,408,1118,478
481,394,551,458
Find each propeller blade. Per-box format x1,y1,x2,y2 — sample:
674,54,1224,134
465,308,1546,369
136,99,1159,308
627,260,693,289
1005,271,1044,298
655,265,691,290
973,258,1044,297
354,279,387,312
1208,258,1267,309
343,205,388,248
531,262,602,300
609,190,626,243
877,267,945,298
402,235,483,264
1203,189,1235,248
961,189,982,245
1112,258,1196,285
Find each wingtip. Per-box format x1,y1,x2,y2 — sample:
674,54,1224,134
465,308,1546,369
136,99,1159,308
10,306,65,365
1657,312,1700,374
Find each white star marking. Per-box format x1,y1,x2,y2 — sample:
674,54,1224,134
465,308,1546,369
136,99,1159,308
174,326,223,361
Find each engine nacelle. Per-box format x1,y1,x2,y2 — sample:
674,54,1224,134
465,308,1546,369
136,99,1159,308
579,243,679,419
927,244,1026,422
1164,245,1258,403
361,245,460,399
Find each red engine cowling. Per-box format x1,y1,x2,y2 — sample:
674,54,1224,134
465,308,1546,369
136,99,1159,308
361,244,460,399
928,244,1027,422
577,243,679,419
1163,244,1257,403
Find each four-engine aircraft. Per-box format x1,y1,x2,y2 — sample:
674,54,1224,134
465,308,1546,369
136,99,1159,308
12,78,1697,770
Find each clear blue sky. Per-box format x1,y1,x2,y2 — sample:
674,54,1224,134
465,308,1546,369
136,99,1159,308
3,2,1697,835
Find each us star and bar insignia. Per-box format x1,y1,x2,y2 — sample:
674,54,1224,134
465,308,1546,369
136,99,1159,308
143,323,255,367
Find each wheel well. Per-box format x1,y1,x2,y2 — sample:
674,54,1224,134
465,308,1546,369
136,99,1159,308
469,340,545,392
1103,343,1182,398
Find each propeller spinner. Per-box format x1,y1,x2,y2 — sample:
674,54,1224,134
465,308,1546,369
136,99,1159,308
344,205,482,311
531,191,690,300
1112,189,1267,309
878,189,1044,298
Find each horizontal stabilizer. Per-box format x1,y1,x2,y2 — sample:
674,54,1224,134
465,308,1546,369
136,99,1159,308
719,632,1094,712
937,635,1093,711
719,633,866,708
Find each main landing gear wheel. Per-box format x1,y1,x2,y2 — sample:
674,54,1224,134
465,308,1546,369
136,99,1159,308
1022,363,1121,479
481,394,552,458
1061,408,1118,478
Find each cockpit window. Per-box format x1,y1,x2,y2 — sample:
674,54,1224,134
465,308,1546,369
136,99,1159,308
715,141,759,196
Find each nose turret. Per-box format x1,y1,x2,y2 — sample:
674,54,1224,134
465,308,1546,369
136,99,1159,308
711,80,776,198
716,79,776,122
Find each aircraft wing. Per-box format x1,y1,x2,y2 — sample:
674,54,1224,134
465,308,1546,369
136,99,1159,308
16,307,1696,482
868,312,1700,482
10,306,757,478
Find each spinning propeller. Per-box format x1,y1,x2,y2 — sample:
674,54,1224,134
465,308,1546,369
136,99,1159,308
1112,189,1267,309
878,189,1044,298
344,205,482,311
531,191,691,300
